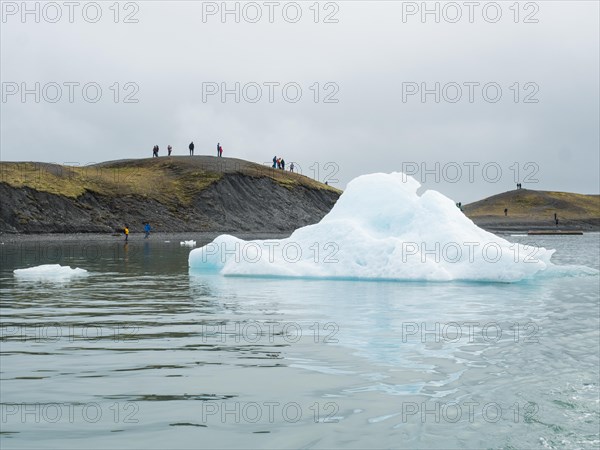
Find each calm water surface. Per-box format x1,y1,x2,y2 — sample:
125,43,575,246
1,233,599,449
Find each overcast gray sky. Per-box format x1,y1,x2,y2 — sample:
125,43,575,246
1,0,598,203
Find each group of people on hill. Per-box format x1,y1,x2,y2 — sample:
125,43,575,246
153,142,223,157
153,144,173,157
273,156,294,172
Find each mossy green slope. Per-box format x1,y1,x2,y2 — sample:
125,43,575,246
0,156,340,204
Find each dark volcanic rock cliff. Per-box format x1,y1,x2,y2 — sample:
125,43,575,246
0,157,341,234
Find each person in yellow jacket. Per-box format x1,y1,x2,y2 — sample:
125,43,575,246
124,225,129,242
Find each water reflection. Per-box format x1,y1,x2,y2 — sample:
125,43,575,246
0,236,598,449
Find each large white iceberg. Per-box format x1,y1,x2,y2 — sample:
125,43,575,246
14,264,88,280
189,173,588,282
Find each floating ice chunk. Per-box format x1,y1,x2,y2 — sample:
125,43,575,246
14,264,88,280
189,173,597,282
180,240,196,247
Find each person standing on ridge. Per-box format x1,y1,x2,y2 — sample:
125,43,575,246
217,143,220,157
281,159,285,170
189,141,194,156
273,156,277,168
290,162,294,173
167,145,172,156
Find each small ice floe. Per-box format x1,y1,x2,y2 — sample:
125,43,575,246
180,240,196,247
13,264,88,281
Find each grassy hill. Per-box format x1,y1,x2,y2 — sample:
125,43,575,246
0,157,341,234
463,188,600,232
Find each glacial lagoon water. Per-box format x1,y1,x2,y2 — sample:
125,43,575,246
0,233,598,449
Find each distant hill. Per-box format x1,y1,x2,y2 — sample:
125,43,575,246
463,188,600,232
0,157,341,234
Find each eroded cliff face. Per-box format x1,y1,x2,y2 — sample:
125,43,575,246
0,172,340,234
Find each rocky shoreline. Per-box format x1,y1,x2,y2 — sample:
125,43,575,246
0,231,292,243
469,216,600,234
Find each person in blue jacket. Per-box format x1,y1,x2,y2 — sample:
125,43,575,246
144,222,151,239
